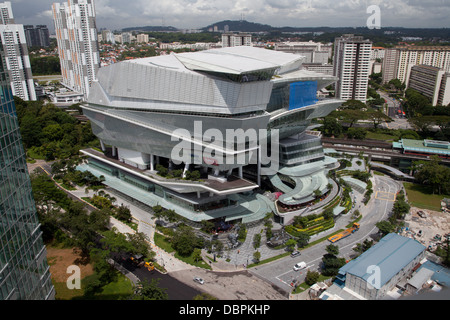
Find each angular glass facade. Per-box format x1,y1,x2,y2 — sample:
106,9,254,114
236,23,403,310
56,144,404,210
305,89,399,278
0,48,54,300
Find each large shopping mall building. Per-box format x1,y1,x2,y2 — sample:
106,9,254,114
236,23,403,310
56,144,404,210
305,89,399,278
78,46,344,225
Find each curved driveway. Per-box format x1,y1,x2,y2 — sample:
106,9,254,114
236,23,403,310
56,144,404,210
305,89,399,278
248,175,402,294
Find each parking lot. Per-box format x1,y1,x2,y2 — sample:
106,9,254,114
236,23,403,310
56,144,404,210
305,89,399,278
169,268,289,300
402,207,450,250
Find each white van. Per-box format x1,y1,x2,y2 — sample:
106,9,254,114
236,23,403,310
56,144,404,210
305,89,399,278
293,261,306,271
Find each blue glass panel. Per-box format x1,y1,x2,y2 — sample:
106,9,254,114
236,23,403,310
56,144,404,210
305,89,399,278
288,81,318,110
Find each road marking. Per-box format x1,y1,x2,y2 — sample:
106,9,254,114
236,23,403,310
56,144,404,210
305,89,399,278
305,177,398,265
275,264,314,282
375,191,396,202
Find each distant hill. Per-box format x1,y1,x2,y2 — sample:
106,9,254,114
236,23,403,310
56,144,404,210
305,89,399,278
120,20,450,42
121,25,179,32
201,20,274,32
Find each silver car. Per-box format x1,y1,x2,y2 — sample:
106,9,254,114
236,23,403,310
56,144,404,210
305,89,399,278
193,276,204,284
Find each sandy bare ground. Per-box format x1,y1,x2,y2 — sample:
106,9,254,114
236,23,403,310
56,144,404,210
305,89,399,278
402,207,450,250
169,267,288,300
46,246,94,283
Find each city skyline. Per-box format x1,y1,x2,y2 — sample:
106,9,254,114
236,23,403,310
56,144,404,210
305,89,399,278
6,0,450,33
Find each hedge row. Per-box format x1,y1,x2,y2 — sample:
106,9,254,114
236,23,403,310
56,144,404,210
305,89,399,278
287,218,335,237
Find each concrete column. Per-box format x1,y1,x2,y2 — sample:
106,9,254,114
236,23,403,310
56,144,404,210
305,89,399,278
112,146,116,157
257,147,261,186
238,166,243,179
100,140,106,152
197,191,201,199
183,162,190,178
214,168,220,176
150,154,154,171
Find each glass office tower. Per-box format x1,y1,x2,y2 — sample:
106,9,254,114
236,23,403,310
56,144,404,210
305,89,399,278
0,47,54,300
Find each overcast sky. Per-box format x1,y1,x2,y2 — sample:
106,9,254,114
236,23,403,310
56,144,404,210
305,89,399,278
7,0,450,33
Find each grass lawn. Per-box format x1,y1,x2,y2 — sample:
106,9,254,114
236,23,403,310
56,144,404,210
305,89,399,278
154,232,175,253
79,273,133,300
403,182,448,211
46,243,133,300
365,131,398,142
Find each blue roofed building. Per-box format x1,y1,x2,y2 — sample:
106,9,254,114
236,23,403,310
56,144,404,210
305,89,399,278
320,233,426,300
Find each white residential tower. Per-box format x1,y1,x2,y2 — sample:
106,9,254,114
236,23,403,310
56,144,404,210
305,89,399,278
0,1,36,101
52,0,100,100
333,34,372,102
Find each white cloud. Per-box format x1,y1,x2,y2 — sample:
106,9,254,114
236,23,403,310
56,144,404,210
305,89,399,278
6,0,450,30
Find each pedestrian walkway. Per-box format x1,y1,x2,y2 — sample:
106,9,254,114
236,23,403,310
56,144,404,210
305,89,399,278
226,224,286,267
65,180,359,274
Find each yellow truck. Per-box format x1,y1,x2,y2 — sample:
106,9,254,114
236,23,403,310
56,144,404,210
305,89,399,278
144,261,155,271
328,223,360,243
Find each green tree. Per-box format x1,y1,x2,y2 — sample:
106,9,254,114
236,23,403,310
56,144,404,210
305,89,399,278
192,248,202,263
156,164,168,177
376,220,395,236
405,88,432,117
305,270,320,286
100,229,133,257
392,197,410,220
325,244,339,256
322,116,343,137
253,250,261,263
115,204,132,223
321,244,346,276
366,110,391,129
333,109,367,128
131,279,169,300
193,293,218,300
347,127,367,140
388,78,405,91
296,232,311,248
353,239,374,256
285,239,297,252
66,204,97,255
200,220,215,233
20,114,42,148
341,99,366,110
322,208,334,220
171,226,202,257
413,156,450,195
30,170,71,210
253,233,261,249
128,232,154,259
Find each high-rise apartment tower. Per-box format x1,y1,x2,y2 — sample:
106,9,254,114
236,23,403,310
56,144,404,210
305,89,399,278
0,1,36,101
382,46,450,85
333,34,372,102
52,0,100,100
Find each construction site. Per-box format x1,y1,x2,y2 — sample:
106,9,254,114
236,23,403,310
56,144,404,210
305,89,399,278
401,207,450,252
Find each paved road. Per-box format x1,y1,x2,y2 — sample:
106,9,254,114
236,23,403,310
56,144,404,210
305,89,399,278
378,90,412,130
30,158,403,299
249,175,402,294
117,259,202,300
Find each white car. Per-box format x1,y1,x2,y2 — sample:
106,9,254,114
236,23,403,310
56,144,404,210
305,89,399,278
193,276,204,284
293,262,306,271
